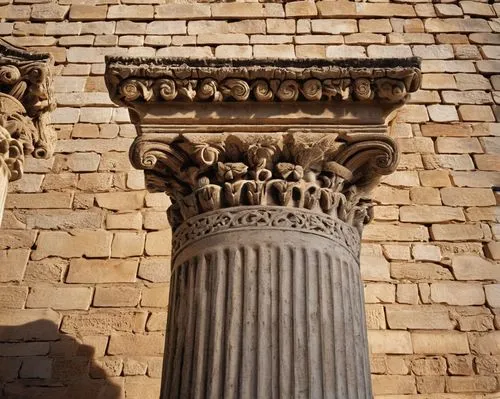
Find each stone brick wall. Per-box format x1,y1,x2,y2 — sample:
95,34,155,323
0,0,499,397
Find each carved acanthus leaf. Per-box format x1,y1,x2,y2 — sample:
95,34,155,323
129,132,398,233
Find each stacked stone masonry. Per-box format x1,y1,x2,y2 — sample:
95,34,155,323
0,0,499,398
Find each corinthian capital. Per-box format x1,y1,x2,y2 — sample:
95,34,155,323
0,39,55,181
105,57,420,233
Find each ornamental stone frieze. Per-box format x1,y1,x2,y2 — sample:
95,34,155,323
105,57,421,399
0,40,55,224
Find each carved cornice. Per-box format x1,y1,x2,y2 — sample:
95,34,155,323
105,57,421,106
0,39,56,167
130,131,398,233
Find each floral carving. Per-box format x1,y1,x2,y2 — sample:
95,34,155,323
0,39,55,167
172,206,360,259
129,132,399,234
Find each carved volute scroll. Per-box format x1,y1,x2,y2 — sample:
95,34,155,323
0,39,55,182
105,57,420,234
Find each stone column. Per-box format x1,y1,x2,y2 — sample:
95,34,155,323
105,57,421,398
0,40,56,224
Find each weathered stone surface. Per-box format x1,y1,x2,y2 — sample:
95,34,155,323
32,230,112,260
26,286,93,310
60,311,147,335
452,255,500,281
431,282,485,306
412,332,469,354
67,259,138,283
386,305,454,330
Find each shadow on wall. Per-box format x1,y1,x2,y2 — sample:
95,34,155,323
0,319,123,399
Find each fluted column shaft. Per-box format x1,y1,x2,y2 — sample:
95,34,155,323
161,206,371,399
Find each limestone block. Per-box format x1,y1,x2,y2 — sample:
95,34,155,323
430,224,484,241
215,45,252,59
146,312,167,332
459,105,496,122
391,263,453,281
386,305,454,330
412,357,447,376
69,5,107,21
427,104,459,122
431,282,485,306
452,255,500,280
253,44,295,58
67,259,138,283
363,223,429,242
145,231,172,256
409,187,442,205
412,331,469,354
0,249,29,282
400,206,465,223
413,244,441,262
141,285,169,308
452,307,494,332
419,170,451,187
365,304,386,330
123,358,147,376
90,357,123,378
424,18,491,33
469,332,500,355
364,283,395,304
372,375,416,395
447,376,498,393
154,4,210,20
367,45,412,58
26,286,93,310
32,230,112,260
415,376,446,393
6,193,73,209
31,4,69,21
360,255,390,282
60,311,147,335
368,330,413,354
138,258,170,283
326,45,366,58
0,287,28,309
19,357,52,379
24,259,66,284
96,191,145,210
447,355,474,375
108,333,165,356
107,212,142,230
107,5,154,20
396,284,419,304
93,286,141,307
383,244,411,261
311,19,357,34
111,232,145,258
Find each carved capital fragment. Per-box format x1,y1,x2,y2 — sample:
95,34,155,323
106,57,420,234
0,39,55,181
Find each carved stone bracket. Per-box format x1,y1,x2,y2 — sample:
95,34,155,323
0,39,55,181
